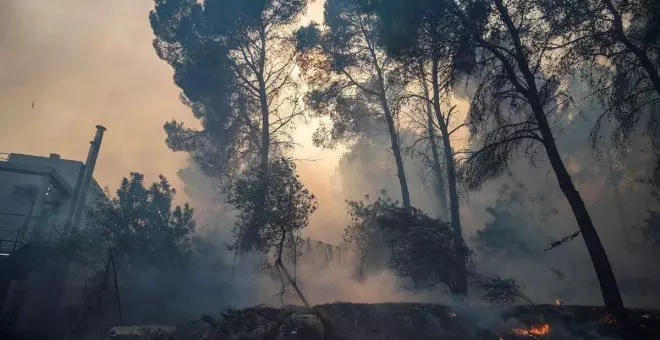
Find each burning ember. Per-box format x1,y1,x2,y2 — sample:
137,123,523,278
512,324,550,337
601,312,616,325
555,298,562,306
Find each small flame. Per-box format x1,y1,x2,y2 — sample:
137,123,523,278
512,323,550,337
448,311,456,317
555,298,562,306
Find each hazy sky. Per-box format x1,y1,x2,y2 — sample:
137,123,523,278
0,0,330,199
3,1,659,308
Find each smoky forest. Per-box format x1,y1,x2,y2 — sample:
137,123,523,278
1,0,660,339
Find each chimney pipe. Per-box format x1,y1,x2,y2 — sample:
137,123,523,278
70,125,106,229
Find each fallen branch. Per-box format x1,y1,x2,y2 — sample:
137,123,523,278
545,230,582,252
550,268,565,281
275,194,311,308
275,259,310,308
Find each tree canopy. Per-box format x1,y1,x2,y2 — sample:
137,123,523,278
73,172,196,280
296,0,413,212
227,157,318,254
342,192,465,294
151,0,310,178
364,0,629,321
139,0,660,323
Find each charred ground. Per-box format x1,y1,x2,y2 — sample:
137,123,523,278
102,303,660,340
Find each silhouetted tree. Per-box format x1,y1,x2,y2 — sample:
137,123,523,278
226,157,317,306
296,0,413,214
555,75,657,250
150,0,310,252
73,172,196,284
474,275,533,306
542,0,660,183
472,183,556,258
365,0,627,322
416,66,450,220
342,192,465,294
227,157,317,254
341,193,393,279
378,205,465,293
640,180,660,247
364,0,471,295
452,0,627,323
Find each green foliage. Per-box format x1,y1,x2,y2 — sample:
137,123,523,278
72,172,196,278
227,157,318,255
472,183,556,258
342,191,465,291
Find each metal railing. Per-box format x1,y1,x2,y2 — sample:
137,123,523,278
0,212,65,256
0,228,24,254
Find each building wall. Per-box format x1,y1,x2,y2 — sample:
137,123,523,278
0,171,38,253
0,154,82,247
0,153,107,245
0,153,109,335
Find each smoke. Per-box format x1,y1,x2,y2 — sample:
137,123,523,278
0,0,195,196
173,158,440,311
172,74,660,313
454,79,660,309
1,0,425,315
3,0,659,329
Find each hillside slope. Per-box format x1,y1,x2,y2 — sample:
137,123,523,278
104,303,660,340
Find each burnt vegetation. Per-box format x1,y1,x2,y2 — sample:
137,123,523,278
9,0,660,338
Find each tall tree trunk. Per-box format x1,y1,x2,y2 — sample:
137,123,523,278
380,94,412,214
605,146,632,251
366,43,412,214
431,58,468,296
419,64,450,220
492,0,626,324
241,26,270,252
537,109,627,325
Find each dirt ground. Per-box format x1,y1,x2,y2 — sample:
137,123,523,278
315,303,660,339
104,303,660,340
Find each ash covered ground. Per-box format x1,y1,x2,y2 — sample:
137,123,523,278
102,303,660,340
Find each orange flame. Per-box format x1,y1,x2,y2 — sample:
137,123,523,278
512,324,550,337
555,298,561,306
